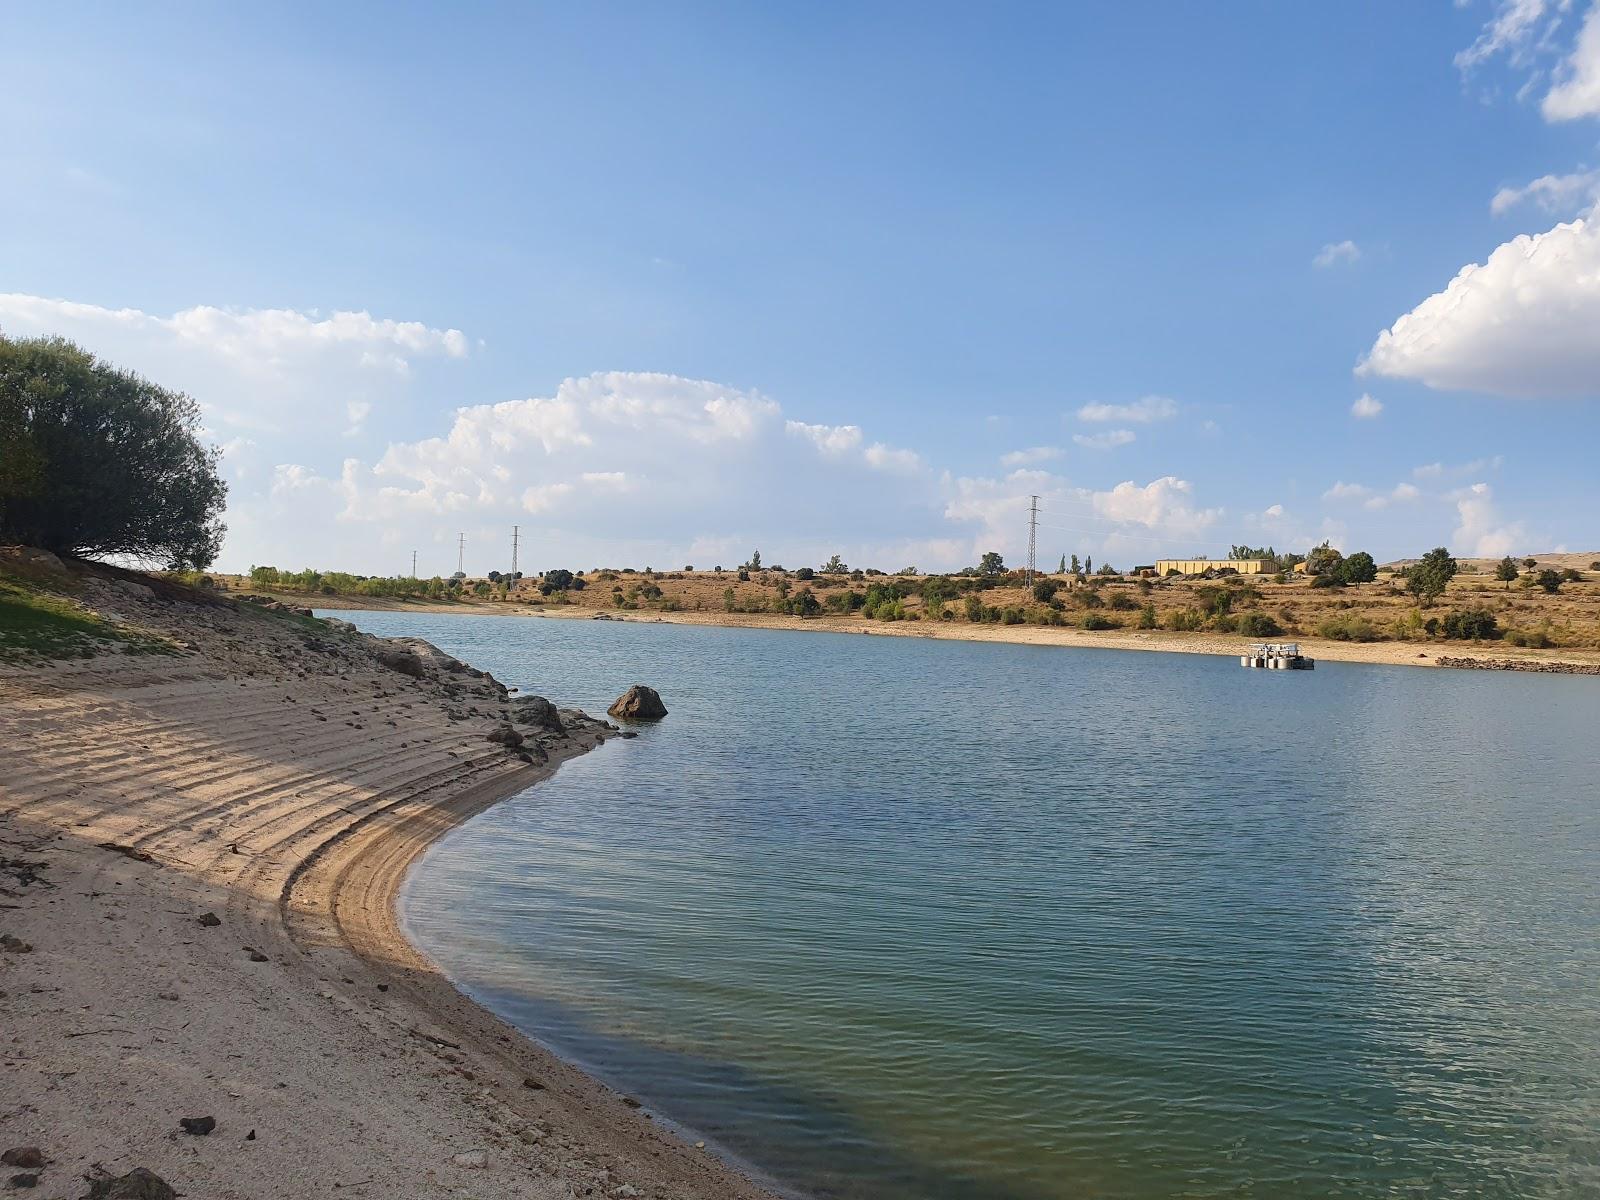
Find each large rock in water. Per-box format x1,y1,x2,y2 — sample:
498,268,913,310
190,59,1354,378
607,685,667,720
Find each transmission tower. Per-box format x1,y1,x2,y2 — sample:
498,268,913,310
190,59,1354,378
1026,494,1039,587
457,532,465,575
411,549,417,578
511,525,520,578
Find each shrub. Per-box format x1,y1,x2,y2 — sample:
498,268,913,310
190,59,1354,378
1137,603,1158,629
1236,612,1282,637
1442,608,1498,640
1309,573,1342,589
1081,613,1118,630
1001,606,1026,625
1165,608,1205,632
1535,569,1563,594
1561,568,1582,583
795,567,814,580
1504,626,1554,648
1,335,227,568
1108,593,1137,611
1032,579,1059,603
1317,613,1382,641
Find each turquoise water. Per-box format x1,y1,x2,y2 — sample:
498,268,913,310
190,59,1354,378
335,612,1600,1199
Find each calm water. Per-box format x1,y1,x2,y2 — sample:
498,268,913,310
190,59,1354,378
333,612,1600,1199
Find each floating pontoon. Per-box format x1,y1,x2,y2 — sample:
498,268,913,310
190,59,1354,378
1241,642,1314,670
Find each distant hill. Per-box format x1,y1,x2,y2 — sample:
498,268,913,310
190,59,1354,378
1382,552,1600,575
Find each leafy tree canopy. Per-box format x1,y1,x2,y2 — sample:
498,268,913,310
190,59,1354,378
1407,547,1458,605
0,335,227,569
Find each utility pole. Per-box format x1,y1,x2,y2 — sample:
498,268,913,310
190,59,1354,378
1026,495,1039,588
511,525,520,578
411,549,418,578
457,533,465,575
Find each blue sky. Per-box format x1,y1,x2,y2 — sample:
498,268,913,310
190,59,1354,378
3,2,1598,574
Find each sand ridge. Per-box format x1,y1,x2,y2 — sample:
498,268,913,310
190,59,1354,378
0,579,777,1199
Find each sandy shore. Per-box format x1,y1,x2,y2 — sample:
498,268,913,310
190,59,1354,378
0,579,776,1198
519,606,1600,672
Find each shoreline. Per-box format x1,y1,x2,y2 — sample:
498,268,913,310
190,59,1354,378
306,597,1600,673
0,582,778,1199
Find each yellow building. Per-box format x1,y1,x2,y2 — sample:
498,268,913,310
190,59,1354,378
1155,558,1270,576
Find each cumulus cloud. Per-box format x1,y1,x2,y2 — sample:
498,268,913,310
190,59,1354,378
1360,216,1600,397
1452,482,1529,556
1314,240,1362,268
1072,430,1136,450
1544,2,1600,119
1000,445,1062,467
0,292,469,434
1263,503,1284,518
1350,393,1384,419
1323,480,1422,510
1491,168,1600,215
786,419,921,472
1075,395,1177,424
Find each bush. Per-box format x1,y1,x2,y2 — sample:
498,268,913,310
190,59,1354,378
1108,593,1137,611
1309,573,1343,589
1137,603,1158,629
1081,613,1118,630
1236,612,1282,637
1504,626,1554,648
1165,608,1205,632
1317,613,1382,642
1442,608,1498,640
1,335,227,568
1535,569,1563,594
795,567,814,580
1561,568,1582,583
1032,579,1059,603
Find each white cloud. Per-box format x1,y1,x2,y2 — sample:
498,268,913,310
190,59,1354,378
1360,216,1600,397
1075,395,1177,424
1072,429,1137,451
999,445,1062,467
1413,455,1505,479
0,292,469,434
1452,482,1529,556
1314,240,1362,268
1456,0,1561,73
1351,393,1384,419
1263,503,1284,518
785,420,863,456
1365,482,1422,511
521,483,575,513
1323,481,1373,502
863,443,923,473
1544,2,1600,119
1491,167,1600,215
1092,476,1221,532
1324,480,1421,510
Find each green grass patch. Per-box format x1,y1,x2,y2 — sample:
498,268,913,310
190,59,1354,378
0,573,175,662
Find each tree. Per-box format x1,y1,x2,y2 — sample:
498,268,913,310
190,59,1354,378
1305,541,1344,577
1033,579,1059,603
979,551,1005,576
748,549,762,570
1057,555,1066,574
822,554,847,574
1407,547,1458,606
792,587,820,617
1084,555,1093,577
795,566,815,580
540,568,575,594
1069,554,1081,578
0,335,227,568
1338,551,1377,585
1495,556,1519,588
722,586,736,612
1535,569,1562,594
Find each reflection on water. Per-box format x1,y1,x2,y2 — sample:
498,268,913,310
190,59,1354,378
332,612,1600,1199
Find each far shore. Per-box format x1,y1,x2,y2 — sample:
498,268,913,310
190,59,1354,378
299,593,1600,673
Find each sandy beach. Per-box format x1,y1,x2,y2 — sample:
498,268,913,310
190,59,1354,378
0,575,776,1199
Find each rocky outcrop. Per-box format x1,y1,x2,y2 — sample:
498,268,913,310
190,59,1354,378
1436,656,1600,675
509,695,565,733
372,646,425,678
607,685,667,720
485,723,524,748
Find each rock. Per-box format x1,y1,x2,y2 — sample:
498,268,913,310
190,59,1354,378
84,1168,177,1200
522,1077,546,1090
196,912,221,927
485,724,524,748
450,1150,488,1169
0,936,31,954
247,949,269,962
508,695,565,734
0,1152,42,1170
372,646,424,678
110,579,154,600
8,1172,38,1188
607,686,667,721
178,1116,216,1136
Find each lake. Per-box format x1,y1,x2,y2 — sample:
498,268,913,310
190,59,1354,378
329,611,1600,1199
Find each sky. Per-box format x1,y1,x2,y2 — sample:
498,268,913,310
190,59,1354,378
3,1,1599,576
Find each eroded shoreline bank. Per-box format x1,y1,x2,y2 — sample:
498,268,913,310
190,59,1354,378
0,573,776,1200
